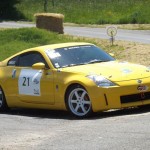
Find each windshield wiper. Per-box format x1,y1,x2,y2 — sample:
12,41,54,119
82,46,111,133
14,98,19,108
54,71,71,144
60,60,109,68
61,63,87,68
86,59,107,64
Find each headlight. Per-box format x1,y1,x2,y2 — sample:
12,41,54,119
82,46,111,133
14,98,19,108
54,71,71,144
86,75,116,87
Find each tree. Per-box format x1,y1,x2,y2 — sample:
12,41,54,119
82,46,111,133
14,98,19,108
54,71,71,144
52,0,55,7
44,0,55,12
44,0,48,12
0,0,23,20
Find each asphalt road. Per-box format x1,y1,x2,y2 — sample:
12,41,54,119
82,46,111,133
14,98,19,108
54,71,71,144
0,107,150,150
0,21,150,44
64,26,150,44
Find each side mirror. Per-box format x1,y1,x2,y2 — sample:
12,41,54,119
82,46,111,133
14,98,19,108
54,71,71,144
32,62,45,70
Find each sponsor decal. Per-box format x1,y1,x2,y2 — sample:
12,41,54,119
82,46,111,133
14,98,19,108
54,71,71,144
137,85,148,92
121,68,132,74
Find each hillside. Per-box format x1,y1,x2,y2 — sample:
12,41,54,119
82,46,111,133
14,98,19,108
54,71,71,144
16,0,150,24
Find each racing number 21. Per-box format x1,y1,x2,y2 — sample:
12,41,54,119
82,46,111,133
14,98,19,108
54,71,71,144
22,77,30,86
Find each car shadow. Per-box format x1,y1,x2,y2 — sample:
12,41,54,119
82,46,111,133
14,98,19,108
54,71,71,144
92,105,150,120
1,105,150,120
2,108,73,120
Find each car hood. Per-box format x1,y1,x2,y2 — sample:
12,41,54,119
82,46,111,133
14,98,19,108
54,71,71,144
62,61,150,82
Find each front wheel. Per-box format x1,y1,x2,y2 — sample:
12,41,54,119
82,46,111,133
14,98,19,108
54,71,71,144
66,85,92,118
0,88,8,112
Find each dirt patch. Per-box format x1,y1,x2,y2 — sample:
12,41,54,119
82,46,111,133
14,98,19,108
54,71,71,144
114,42,150,66
89,38,150,66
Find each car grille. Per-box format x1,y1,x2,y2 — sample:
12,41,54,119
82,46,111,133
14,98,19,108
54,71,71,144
120,92,150,104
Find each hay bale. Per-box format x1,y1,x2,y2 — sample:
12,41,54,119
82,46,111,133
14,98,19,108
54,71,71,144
35,13,64,34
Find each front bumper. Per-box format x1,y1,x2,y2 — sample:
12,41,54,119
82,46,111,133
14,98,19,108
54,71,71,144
88,79,150,112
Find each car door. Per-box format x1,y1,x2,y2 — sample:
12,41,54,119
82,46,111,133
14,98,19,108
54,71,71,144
7,51,55,105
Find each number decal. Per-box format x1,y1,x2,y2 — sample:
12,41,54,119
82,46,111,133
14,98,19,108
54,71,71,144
18,69,42,96
22,77,30,86
23,77,26,86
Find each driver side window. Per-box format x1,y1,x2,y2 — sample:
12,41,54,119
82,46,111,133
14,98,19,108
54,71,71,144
17,52,49,68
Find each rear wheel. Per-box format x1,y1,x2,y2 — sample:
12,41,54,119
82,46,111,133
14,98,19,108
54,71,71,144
0,88,8,112
66,85,92,118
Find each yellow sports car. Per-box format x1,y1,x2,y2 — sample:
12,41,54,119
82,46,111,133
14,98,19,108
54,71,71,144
0,42,150,118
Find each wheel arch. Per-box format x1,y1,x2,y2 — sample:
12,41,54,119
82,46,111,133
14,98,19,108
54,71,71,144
0,84,4,91
0,84,8,111
64,83,85,104
64,78,95,105
64,82,93,117
0,85,7,98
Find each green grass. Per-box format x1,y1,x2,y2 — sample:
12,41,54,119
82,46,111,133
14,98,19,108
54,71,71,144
0,28,125,61
0,28,73,60
16,0,150,24
0,28,99,60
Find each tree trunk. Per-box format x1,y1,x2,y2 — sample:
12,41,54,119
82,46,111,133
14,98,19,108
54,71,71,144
44,0,48,12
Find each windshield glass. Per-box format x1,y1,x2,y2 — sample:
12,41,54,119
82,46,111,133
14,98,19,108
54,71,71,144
45,45,115,68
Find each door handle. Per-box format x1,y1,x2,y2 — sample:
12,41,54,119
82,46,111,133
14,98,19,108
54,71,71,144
12,69,16,78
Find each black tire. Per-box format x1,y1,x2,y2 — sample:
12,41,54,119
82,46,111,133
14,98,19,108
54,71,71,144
0,88,8,112
66,85,93,118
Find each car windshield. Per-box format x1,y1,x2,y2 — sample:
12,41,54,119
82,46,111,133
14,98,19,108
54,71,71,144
45,45,115,68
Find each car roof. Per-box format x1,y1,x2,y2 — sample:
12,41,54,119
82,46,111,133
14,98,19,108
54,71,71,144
30,42,93,51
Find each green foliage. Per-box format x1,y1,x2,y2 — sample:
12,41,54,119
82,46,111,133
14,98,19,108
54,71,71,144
0,28,77,60
16,0,150,24
0,0,24,20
